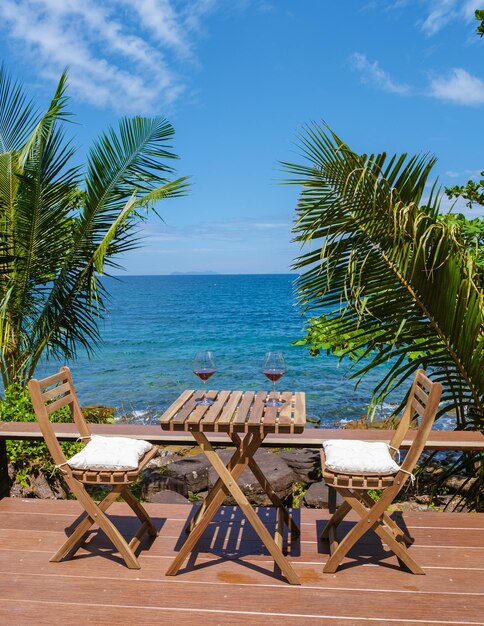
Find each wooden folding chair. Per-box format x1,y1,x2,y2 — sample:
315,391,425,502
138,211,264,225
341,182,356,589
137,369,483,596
28,367,159,569
320,370,442,574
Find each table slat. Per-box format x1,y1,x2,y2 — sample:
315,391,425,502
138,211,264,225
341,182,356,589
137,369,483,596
216,391,243,430
232,391,255,427
160,390,306,434
248,391,267,427
160,390,195,428
277,391,294,433
171,391,205,428
199,390,231,430
294,392,306,430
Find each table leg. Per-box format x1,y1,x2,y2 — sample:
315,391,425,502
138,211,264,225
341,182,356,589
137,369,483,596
166,431,261,576
231,432,301,538
187,431,261,533
192,432,301,585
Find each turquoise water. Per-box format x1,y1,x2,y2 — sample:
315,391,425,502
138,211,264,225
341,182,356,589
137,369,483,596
37,274,404,427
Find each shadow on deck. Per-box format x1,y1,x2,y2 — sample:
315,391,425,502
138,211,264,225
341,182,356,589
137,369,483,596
0,498,483,625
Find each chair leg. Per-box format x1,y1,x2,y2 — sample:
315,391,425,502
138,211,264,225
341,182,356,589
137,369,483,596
320,500,351,540
349,491,424,575
323,490,383,574
358,491,414,546
54,482,142,569
50,487,119,563
323,487,424,575
122,487,158,537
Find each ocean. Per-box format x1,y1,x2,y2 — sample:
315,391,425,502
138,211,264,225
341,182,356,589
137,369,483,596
36,274,437,428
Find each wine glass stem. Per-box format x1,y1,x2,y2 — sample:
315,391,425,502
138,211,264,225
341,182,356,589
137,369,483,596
273,381,276,398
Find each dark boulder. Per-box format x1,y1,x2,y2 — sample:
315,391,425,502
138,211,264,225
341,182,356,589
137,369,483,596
303,481,331,508
278,448,321,483
147,490,191,504
207,449,297,506
142,453,211,499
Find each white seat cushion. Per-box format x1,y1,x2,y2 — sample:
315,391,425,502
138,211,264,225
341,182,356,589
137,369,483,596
66,435,153,471
322,440,400,475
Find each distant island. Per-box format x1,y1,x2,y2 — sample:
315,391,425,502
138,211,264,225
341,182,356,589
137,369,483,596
170,271,220,275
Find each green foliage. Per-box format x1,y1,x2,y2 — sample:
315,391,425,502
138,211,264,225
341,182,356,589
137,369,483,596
291,481,308,508
438,212,484,280
284,122,484,428
476,9,484,36
0,384,82,481
0,384,116,489
367,489,382,502
188,490,202,502
443,172,484,281
0,65,188,389
445,172,484,209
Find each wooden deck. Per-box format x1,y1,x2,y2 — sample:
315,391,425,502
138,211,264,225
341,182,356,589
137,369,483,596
0,498,483,625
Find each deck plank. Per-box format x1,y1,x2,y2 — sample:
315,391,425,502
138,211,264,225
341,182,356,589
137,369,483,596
2,571,483,623
0,498,482,625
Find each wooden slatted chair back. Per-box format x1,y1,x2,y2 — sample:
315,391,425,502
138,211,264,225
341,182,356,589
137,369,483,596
28,366,90,467
389,370,442,472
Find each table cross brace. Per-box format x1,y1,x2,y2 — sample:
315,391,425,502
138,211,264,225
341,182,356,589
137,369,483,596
165,430,301,585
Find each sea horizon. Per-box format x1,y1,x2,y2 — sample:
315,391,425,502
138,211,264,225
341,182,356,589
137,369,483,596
36,274,455,430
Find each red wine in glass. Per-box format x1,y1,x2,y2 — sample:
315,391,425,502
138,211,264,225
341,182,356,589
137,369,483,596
193,368,216,382
263,369,285,382
262,352,286,407
193,351,216,405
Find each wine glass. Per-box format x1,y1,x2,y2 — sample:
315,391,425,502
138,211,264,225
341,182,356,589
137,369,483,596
262,351,287,407
193,351,216,405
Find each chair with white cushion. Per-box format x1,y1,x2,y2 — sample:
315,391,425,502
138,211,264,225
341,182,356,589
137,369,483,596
320,370,442,574
28,367,159,569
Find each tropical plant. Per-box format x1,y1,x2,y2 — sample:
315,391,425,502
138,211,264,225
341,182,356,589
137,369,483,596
476,9,484,36
284,123,483,429
0,66,188,388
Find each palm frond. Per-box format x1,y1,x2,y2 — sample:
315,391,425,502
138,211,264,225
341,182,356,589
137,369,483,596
285,123,484,426
24,116,187,381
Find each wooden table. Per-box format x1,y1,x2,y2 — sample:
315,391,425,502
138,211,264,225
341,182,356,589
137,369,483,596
160,389,306,585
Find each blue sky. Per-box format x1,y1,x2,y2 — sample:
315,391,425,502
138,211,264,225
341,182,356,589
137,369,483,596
0,0,482,274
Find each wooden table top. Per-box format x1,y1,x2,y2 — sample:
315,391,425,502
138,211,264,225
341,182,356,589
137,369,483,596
160,390,306,434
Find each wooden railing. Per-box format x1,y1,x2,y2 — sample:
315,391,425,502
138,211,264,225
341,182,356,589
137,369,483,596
1,421,483,498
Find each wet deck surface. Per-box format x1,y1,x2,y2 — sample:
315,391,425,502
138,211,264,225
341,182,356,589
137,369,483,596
0,498,483,625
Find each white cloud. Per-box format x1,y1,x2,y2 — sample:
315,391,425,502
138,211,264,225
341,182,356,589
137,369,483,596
0,0,217,113
144,218,290,244
350,53,411,95
445,169,482,179
420,0,482,35
420,0,458,36
462,0,482,21
429,68,484,106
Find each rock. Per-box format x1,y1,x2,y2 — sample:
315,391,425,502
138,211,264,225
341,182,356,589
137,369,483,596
444,474,478,494
147,490,191,504
303,481,331,508
415,494,432,505
343,417,392,430
161,445,201,457
9,468,68,499
142,453,211,499
145,450,178,469
82,405,115,423
207,449,296,506
278,448,320,483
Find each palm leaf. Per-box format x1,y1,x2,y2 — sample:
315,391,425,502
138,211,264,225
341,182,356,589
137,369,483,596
285,123,484,427
26,116,188,380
